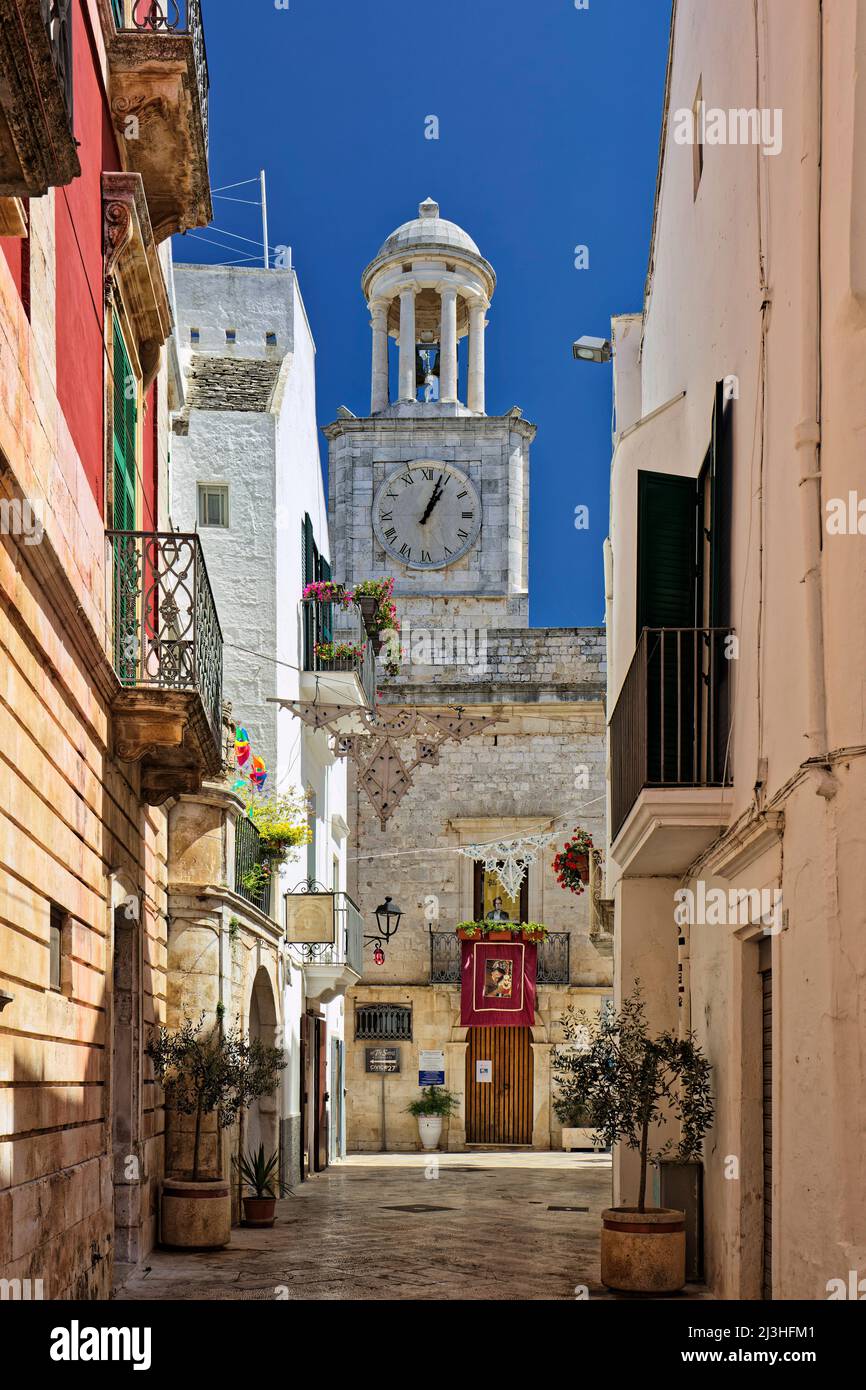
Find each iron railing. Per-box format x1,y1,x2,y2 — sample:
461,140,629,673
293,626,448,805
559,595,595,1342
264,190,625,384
301,598,377,708
285,889,364,977
429,930,461,983
116,1,209,154
610,627,734,842
234,814,270,915
355,1004,412,1042
107,531,223,743
429,930,570,985
537,933,570,985
41,0,75,124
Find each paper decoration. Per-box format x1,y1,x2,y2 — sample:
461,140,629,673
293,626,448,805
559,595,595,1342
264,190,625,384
249,755,267,791
457,831,557,900
235,726,251,766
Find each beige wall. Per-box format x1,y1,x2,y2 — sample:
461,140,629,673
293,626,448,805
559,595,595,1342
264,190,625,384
607,0,866,1298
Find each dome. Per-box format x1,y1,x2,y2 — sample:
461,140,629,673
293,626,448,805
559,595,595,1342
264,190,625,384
376,198,481,260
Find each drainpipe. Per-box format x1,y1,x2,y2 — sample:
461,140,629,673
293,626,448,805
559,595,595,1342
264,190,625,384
796,0,837,800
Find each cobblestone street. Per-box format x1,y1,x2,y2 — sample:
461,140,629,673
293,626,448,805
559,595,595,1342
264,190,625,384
116,1153,616,1302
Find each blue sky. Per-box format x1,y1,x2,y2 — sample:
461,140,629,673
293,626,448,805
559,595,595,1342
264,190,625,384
176,0,671,626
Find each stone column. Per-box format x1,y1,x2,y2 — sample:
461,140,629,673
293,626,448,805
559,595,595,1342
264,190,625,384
467,300,487,413
439,285,458,403
398,285,417,402
370,299,389,413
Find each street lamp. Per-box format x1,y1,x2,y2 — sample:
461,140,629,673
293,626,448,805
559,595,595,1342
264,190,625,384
364,896,404,963
572,335,613,364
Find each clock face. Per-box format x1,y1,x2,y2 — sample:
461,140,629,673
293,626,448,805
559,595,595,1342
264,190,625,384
372,462,482,570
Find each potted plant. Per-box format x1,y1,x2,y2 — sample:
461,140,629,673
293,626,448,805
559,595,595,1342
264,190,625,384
233,1143,289,1228
456,920,485,940
352,577,398,652
553,828,594,895
244,789,310,858
554,1099,604,1152
516,922,548,942
406,1086,460,1151
302,579,348,606
145,1014,286,1251
552,984,713,1294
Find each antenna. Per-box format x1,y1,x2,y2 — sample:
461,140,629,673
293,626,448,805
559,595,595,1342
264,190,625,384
260,169,269,270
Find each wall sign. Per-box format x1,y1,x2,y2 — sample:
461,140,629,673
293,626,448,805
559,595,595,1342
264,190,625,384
419,1049,446,1086
366,1046,400,1074
285,891,336,944
476,1060,493,1083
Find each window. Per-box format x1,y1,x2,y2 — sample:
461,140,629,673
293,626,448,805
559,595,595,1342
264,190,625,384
355,1005,412,1041
197,483,229,528
190,327,200,345
692,77,704,198
49,905,64,992
112,322,137,532
265,331,277,347
225,328,237,345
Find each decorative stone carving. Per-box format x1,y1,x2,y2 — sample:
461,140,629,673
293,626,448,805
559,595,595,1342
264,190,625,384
103,171,173,384
0,0,81,197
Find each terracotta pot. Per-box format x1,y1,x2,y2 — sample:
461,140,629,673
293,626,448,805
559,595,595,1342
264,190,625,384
600,1207,686,1293
242,1195,277,1228
457,929,480,940
161,1178,231,1251
487,930,513,942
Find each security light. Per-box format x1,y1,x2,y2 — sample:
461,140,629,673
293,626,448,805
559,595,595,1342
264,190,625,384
572,335,613,364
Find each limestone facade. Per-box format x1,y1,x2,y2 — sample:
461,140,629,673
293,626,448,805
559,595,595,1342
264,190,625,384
329,201,612,1153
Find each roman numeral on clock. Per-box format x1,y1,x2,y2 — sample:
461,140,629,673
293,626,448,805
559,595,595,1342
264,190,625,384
421,550,431,563
384,527,397,541
399,543,412,559
457,529,468,541
462,512,474,519
380,510,393,522
420,467,434,480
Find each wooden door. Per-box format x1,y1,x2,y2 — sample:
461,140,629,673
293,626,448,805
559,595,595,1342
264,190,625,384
760,940,773,1299
299,1015,311,1181
314,1016,329,1171
465,1027,533,1145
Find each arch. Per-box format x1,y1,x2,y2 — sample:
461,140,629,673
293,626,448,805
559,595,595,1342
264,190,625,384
246,966,280,1162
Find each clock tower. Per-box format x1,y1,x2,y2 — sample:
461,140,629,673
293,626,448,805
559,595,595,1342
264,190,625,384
325,198,533,629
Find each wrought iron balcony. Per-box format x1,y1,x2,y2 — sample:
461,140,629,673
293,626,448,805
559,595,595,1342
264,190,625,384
285,888,364,1001
301,598,377,710
610,627,733,843
103,0,211,241
108,531,223,804
0,0,81,197
234,814,271,916
429,930,571,985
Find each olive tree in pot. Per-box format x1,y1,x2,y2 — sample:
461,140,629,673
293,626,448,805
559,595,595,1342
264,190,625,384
406,1086,460,1151
553,984,713,1293
146,1014,286,1250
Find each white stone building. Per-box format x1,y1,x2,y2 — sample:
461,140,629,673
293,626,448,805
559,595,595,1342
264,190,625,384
326,201,612,1152
169,264,358,1183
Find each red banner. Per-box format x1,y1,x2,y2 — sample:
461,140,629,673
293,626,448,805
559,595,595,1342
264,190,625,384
460,939,537,1027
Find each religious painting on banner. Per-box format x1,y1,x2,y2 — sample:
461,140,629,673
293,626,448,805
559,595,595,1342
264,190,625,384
460,939,537,1027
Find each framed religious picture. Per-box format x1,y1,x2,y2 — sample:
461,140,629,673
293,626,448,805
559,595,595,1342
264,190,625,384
473,862,529,924
285,891,336,944
483,957,514,999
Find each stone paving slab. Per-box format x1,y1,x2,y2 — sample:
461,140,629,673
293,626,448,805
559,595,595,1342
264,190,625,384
115,1152,710,1302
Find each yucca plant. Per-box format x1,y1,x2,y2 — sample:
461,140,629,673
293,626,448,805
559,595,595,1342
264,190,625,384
233,1143,290,1198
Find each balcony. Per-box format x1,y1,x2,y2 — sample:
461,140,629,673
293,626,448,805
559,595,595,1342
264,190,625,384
233,813,271,917
0,0,81,198
300,598,377,711
102,0,211,242
429,930,571,985
609,627,734,875
108,531,223,804
285,890,363,1003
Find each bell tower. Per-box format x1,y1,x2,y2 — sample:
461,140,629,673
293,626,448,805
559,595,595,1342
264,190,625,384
326,200,534,628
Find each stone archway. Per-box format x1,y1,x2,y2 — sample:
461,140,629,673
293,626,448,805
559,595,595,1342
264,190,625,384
247,966,279,1161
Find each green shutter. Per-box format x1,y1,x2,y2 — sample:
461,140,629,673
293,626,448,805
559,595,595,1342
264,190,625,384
636,472,699,785
113,322,137,532
318,553,332,643
636,472,698,634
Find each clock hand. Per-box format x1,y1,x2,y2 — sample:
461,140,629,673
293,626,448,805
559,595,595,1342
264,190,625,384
419,476,444,525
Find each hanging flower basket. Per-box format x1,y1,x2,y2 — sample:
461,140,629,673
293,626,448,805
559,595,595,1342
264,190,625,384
303,580,348,606
553,829,595,896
